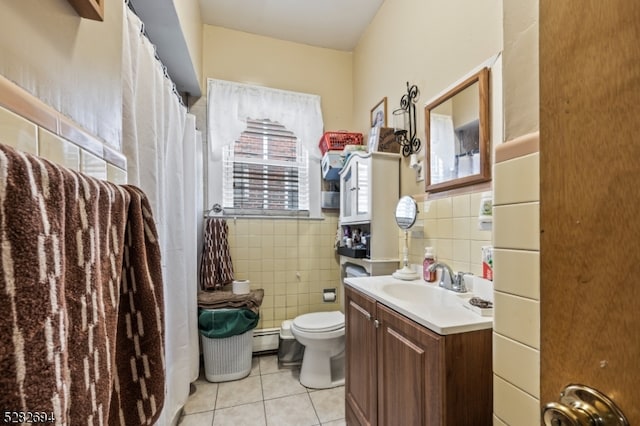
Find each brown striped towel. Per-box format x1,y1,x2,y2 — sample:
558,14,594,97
200,217,234,290
0,143,164,425
197,289,264,314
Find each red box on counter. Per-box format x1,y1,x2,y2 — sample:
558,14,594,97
318,131,363,155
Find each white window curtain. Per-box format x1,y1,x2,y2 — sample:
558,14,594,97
207,79,324,217
429,113,456,184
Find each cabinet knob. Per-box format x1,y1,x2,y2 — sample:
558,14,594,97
374,319,380,328
542,384,628,426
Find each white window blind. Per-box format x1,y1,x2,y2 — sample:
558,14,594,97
222,119,310,216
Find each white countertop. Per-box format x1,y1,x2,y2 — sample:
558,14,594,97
344,275,493,335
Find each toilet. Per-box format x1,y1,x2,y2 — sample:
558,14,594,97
290,311,345,389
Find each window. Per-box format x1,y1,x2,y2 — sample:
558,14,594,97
222,119,309,215
207,79,324,218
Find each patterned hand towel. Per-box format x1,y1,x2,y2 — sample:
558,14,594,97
200,217,234,290
0,144,164,425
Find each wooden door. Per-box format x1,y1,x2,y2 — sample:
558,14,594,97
345,286,378,426
539,1,640,423
376,303,442,426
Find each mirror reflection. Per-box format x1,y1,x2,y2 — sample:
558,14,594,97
430,82,480,184
395,196,418,230
425,67,490,192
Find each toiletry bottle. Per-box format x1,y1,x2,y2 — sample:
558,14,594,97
423,247,436,282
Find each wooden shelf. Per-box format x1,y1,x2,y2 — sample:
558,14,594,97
67,0,104,21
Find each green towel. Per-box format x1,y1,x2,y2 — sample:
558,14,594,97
198,308,259,339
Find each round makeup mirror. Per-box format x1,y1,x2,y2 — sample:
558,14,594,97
395,196,418,229
392,196,421,280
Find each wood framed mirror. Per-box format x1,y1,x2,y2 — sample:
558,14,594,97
424,67,490,192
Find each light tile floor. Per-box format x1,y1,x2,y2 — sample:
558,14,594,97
178,354,346,426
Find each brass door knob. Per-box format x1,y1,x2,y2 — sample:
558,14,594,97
542,384,628,426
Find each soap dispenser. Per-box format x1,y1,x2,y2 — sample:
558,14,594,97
423,247,436,282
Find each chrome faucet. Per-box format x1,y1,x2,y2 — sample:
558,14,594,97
427,262,468,293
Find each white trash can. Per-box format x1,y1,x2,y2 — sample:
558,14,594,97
201,328,253,382
277,320,305,368
199,308,255,382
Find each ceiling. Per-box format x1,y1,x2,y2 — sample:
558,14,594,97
198,0,385,51
129,0,384,98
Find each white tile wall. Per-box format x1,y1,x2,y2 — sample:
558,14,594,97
493,292,540,349
494,414,509,426
80,150,108,181
107,163,128,184
0,105,127,184
493,333,540,397
227,215,342,330
493,203,540,251
494,153,539,205
0,106,38,154
493,375,540,426
410,193,492,277
452,194,471,216
493,249,540,299
493,150,540,425
38,128,80,171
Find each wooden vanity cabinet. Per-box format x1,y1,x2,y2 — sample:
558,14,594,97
345,285,492,426
345,286,378,426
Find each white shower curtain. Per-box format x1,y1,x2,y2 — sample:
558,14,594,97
429,113,456,184
122,7,199,426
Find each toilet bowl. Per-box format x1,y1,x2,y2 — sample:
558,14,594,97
290,311,345,389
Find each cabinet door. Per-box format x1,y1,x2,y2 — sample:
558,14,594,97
345,286,378,426
341,162,354,220
354,157,369,220
340,154,371,224
376,304,443,426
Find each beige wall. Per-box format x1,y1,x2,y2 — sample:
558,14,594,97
353,0,501,272
198,26,352,326
503,0,539,139
198,2,505,322
452,82,480,128
353,0,503,196
201,25,353,131
0,0,124,149
173,0,203,88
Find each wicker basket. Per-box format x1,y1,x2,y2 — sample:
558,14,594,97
201,328,253,382
318,131,363,155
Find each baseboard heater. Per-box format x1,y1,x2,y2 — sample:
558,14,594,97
252,327,279,353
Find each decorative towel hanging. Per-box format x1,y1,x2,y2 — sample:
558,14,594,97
0,143,165,425
200,217,234,290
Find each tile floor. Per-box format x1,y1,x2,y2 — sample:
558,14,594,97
178,354,346,426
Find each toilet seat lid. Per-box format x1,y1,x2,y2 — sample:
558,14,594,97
293,311,344,333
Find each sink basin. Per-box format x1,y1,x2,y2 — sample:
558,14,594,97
380,283,440,302
344,275,493,335
380,282,471,303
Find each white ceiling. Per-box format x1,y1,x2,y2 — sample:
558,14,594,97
129,0,384,96
198,0,385,51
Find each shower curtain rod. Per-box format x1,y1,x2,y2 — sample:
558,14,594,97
125,0,185,107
